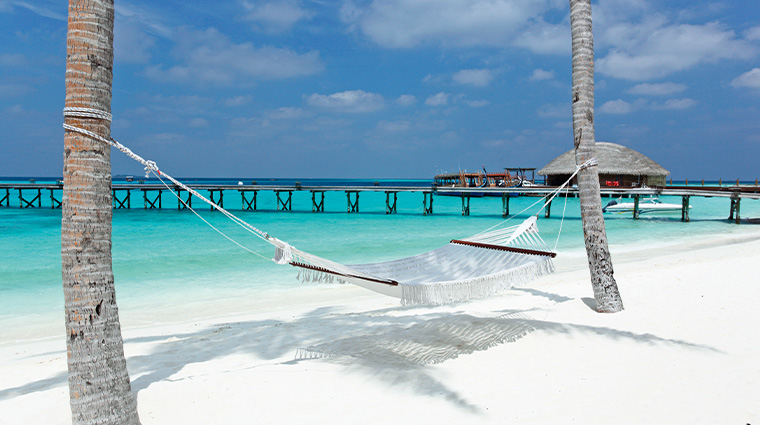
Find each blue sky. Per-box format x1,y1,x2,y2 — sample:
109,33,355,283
1,0,759,179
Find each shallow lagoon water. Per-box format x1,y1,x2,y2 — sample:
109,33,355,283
2,178,759,338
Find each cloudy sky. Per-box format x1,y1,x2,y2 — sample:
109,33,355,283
1,0,759,179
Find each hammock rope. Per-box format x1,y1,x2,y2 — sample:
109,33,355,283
63,107,594,305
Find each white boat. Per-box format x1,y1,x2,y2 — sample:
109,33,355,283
603,198,689,215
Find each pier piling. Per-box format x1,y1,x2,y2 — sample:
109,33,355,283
310,190,324,212
276,190,292,211
502,194,510,217
240,190,257,211
729,196,741,224
142,189,162,209
112,189,131,209
49,188,61,209
1,188,9,207
423,192,433,215
18,188,42,208
209,189,224,210
346,191,360,213
385,191,397,214
633,195,640,220
681,196,690,222
461,195,470,216
177,189,193,210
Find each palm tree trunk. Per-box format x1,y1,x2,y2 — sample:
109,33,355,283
62,0,141,423
569,0,623,313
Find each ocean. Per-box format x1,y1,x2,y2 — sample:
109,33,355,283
2,177,759,340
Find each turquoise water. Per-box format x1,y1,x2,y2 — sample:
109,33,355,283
2,178,760,336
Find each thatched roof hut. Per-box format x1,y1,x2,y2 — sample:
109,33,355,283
538,142,669,187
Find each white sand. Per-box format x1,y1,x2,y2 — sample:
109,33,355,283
2,229,760,424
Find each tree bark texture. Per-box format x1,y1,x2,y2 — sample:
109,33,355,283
62,0,141,423
569,0,623,313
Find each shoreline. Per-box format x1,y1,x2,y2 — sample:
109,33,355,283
2,228,760,423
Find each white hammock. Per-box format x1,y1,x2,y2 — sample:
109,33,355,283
63,107,589,305
270,216,556,305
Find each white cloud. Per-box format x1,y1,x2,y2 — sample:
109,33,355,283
597,22,756,81
599,99,634,114
396,94,417,106
651,98,697,110
114,15,156,64
223,95,253,107
189,118,209,128
466,99,489,107
267,107,305,119
452,69,494,87
0,53,27,67
242,0,314,33
731,68,760,89
513,19,569,55
0,83,33,97
145,28,323,85
377,120,411,132
529,69,555,81
306,90,385,113
6,1,65,20
343,0,566,50
537,103,567,118
745,26,760,41
628,82,687,96
425,92,450,106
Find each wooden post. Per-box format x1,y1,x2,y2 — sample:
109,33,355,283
685,178,688,186
385,191,397,214
311,190,324,212
276,190,292,211
461,195,470,216
346,191,359,213
719,178,722,186
423,192,433,215
736,179,740,186
681,196,690,222
112,189,131,209
701,179,704,186
729,198,736,221
502,193,510,217
142,189,162,209
1,188,9,206
50,188,62,209
18,188,42,208
240,190,258,211
178,189,192,210
633,195,640,220
544,198,552,218
208,189,223,210
734,197,741,224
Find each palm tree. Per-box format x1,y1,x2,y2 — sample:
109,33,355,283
62,0,141,423
569,0,624,312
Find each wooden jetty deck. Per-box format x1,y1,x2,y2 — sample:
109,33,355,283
2,182,759,223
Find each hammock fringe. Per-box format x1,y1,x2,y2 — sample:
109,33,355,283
400,258,555,305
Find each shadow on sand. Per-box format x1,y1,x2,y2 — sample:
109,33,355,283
1,290,719,413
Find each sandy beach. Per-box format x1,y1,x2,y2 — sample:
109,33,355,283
2,228,760,424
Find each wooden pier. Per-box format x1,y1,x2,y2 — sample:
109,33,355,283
1,182,759,223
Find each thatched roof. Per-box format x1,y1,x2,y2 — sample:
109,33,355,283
538,142,669,176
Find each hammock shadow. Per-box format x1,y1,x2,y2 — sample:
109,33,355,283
122,303,719,414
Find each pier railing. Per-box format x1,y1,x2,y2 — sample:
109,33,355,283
2,182,759,223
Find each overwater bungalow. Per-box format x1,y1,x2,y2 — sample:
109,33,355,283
538,142,669,187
